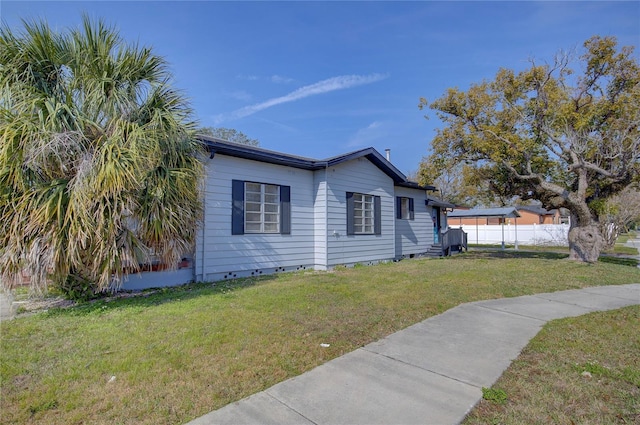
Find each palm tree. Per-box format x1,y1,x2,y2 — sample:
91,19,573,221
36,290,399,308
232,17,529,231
0,17,204,296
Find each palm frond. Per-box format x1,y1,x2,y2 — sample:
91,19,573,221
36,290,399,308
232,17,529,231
0,17,203,294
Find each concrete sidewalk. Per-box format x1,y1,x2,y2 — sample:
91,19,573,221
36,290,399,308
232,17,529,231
188,284,640,425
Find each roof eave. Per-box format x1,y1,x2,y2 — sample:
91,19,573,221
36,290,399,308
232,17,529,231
397,181,437,191
198,136,429,188
198,135,323,170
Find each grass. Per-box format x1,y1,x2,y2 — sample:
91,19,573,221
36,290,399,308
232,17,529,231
1,254,639,425
611,232,639,256
469,243,639,257
609,245,640,256
464,305,640,425
466,240,639,266
615,232,636,245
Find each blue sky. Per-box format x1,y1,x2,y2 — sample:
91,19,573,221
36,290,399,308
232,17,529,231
2,1,639,175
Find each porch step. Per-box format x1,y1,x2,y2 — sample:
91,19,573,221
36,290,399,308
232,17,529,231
424,244,444,258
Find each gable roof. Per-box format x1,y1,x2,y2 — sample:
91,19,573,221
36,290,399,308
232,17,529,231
198,135,435,191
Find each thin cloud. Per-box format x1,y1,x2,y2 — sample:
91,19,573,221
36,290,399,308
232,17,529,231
218,73,388,123
236,74,259,81
347,121,385,148
271,75,295,84
226,90,253,102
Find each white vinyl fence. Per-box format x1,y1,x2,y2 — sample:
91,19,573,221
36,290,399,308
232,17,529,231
455,223,570,246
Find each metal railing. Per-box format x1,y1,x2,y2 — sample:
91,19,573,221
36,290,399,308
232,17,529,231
441,227,468,256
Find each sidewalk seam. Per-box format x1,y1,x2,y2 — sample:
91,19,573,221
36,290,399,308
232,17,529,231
473,302,550,323
533,293,640,307
360,347,484,390
263,392,319,425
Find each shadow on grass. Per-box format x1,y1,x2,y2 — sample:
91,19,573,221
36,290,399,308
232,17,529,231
598,256,639,267
461,250,569,260
462,249,639,267
44,274,277,318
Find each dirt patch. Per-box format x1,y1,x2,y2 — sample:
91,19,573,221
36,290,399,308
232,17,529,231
12,297,76,315
12,289,163,317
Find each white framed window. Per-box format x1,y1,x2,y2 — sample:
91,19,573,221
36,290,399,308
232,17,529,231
396,196,414,220
232,180,291,235
244,182,280,233
353,193,375,234
347,192,381,235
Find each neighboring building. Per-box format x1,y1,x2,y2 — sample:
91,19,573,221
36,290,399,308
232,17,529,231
449,205,563,226
515,206,562,224
122,137,454,289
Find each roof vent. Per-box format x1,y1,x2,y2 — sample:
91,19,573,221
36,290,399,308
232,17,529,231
385,149,391,161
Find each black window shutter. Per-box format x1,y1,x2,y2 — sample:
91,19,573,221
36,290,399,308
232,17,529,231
409,198,415,220
346,192,355,235
374,195,382,235
231,180,244,235
396,196,402,219
280,185,291,235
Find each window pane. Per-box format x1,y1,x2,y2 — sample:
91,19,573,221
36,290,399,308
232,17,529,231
246,182,261,192
246,223,261,232
245,212,261,222
264,203,279,213
245,202,261,212
264,213,279,223
264,185,279,194
264,223,279,232
246,192,261,202
264,194,278,204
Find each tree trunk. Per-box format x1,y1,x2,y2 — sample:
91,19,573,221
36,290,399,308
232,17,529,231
567,217,604,263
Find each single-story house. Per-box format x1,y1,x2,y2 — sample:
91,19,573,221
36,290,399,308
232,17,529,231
123,137,454,289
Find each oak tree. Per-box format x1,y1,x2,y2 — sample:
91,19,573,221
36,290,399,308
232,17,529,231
419,36,639,262
199,127,259,146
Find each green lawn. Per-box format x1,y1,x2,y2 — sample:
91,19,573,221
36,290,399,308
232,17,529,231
465,305,640,424
467,241,639,264
1,254,639,425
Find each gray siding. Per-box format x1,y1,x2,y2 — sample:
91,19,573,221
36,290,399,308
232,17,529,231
394,187,435,257
325,158,395,266
121,268,194,290
195,155,316,282
313,168,329,270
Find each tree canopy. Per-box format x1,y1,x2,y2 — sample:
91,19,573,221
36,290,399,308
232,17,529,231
199,127,259,146
0,17,204,296
419,36,639,262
